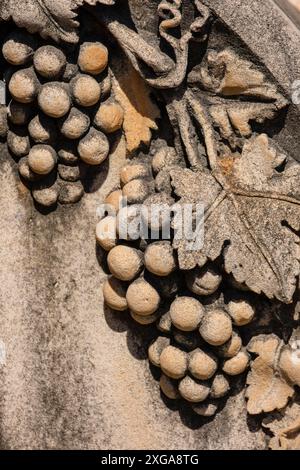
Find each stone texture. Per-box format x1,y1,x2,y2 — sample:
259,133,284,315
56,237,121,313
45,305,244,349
279,0,300,22
0,138,266,449
203,0,300,161
1,0,300,451
203,0,300,94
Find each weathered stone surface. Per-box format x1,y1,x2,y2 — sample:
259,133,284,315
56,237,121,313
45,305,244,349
203,0,300,161
263,401,300,450
0,140,265,449
1,0,300,451
203,0,300,94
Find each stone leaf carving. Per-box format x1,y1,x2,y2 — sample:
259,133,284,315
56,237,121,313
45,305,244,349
111,55,160,152
171,133,300,303
168,51,288,172
263,403,300,450
246,333,300,415
188,49,287,148
0,0,115,43
190,49,280,99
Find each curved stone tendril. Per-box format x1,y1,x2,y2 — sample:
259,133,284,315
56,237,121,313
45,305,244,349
91,0,211,89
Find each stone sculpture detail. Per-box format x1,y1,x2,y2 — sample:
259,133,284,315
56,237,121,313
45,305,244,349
246,331,300,415
263,401,300,450
1,0,300,449
0,30,125,206
0,1,115,43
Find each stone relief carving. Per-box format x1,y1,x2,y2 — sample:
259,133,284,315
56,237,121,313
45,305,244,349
1,0,300,449
263,401,300,450
246,331,300,415
0,0,115,43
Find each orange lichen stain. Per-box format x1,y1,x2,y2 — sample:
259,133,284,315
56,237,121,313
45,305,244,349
219,155,235,176
112,57,160,152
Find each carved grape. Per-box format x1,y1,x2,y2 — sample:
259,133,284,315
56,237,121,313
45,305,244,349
99,154,258,417
1,28,125,207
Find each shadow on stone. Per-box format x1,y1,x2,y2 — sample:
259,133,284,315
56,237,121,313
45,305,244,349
103,304,157,361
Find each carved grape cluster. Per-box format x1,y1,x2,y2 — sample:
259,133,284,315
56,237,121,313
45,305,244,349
98,145,256,417
1,29,124,207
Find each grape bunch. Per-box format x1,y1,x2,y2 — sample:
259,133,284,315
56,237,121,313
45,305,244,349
97,145,255,417
1,29,124,207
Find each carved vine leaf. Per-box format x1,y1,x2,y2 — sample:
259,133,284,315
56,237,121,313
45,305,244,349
189,49,285,102
263,403,300,450
171,133,300,303
0,0,115,43
245,332,300,415
111,55,160,152
188,49,288,148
